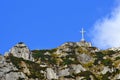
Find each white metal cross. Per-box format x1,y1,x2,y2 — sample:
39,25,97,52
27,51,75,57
80,28,86,41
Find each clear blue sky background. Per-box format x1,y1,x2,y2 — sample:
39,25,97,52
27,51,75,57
0,0,115,54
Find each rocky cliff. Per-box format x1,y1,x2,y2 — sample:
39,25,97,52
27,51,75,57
5,42,33,61
1,41,120,80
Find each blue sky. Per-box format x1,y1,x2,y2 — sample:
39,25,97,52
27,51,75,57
0,0,116,54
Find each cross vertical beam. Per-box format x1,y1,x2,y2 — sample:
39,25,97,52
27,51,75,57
80,28,86,41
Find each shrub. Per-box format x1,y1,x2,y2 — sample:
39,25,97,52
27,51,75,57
94,52,105,65
101,72,111,80
95,52,105,60
102,59,112,66
73,71,98,80
116,57,120,60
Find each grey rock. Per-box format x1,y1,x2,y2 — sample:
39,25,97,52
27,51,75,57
76,41,92,47
77,53,92,63
101,66,114,74
108,47,120,51
4,72,26,80
60,42,77,47
20,61,31,75
46,68,58,80
71,64,86,74
9,42,33,61
0,56,5,64
59,68,70,77
56,42,76,56
114,74,120,79
0,58,27,80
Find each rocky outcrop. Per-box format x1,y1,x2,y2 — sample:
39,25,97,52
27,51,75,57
59,68,70,77
71,64,86,74
0,56,27,80
76,41,92,47
20,61,31,75
108,47,120,51
101,66,114,74
9,42,33,61
0,55,5,64
46,68,58,79
77,53,92,63
2,40,120,80
3,72,26,80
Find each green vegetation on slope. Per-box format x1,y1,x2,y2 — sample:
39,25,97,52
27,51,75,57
8,55,46,79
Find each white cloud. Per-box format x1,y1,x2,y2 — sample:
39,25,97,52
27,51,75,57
92,3,120,49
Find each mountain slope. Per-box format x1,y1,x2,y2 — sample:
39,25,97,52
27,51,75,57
1,41,120,80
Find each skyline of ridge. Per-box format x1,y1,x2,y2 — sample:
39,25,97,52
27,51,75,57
0,0,119,54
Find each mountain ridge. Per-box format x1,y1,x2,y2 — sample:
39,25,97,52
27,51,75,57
1,41,120,80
